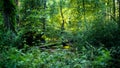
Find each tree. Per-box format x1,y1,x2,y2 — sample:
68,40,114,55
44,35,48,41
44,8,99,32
2,0,16,33
113,0,116,18
118,0,120,25
60,0,65,34
42,0,47,33
83,0,86,23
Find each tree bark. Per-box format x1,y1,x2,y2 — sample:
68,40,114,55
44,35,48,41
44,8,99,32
15,0,18,5
118,0,120,24
15,0,20,24
83,0,85,22
60,0,65,34
43,0,46,33
116,0,120,28
113,0,116,18
3,0,16,32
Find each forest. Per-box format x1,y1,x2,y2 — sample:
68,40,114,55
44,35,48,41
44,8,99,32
0,0,120,68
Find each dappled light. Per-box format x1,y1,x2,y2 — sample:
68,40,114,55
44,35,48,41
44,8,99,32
0,0,120,68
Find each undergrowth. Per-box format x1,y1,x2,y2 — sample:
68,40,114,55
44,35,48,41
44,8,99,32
0,46,111,68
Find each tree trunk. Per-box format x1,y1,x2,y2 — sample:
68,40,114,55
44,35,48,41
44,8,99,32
118,0,120,24
83,0,85,22
113,0,116,18
116,0,120,28
60,0,65,34
3,0,16,32
42,0,47,43
107,0,111,20
15,0,18,5
43,0,46,33
14,0,20,24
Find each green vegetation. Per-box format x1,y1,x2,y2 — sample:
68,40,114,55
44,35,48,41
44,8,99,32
0,0,120,68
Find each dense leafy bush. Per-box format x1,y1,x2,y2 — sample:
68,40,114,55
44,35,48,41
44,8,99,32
108,46,120,68
15,29,45,49
91,20,119,48
79,17,120,49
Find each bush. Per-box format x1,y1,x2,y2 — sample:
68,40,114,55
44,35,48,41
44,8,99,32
108,46,120,68
79,18,119,49
15,27,46,49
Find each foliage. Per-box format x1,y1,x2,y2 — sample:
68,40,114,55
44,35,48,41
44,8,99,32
0,46,111,68
2,0,16,32
0,13,16,50
81,18,119,48
0,0,120,67
108,46,120,68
